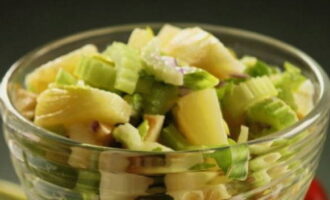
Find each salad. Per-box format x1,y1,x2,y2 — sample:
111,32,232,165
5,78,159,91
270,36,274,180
14,24,315,199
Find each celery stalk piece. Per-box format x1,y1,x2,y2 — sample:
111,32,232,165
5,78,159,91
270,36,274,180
35,85,131,127
244,60,277,77
183,68,219,90
249,152,282,172
75,54,116,91
247,97,298,132
143,82,179,114
55,69,77,86
250,169,272,187
223,76,278,126
128,27,154,50
113,123,143,150
124,93,143,117
103,42,143,94
25,44,98,94
208,143,250,180
160,124,191,150
113,123,172,152
141,38,183,86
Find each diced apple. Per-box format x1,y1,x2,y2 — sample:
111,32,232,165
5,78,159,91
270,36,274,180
34,85,131,127
143,114,165,142
163,27,245,79
25,44,98,94
173,88,228,146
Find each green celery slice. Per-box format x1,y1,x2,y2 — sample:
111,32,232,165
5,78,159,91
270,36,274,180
55,69,77,86
75,55,116,91
244,60,277,77
273,62,307,111
247,97,298,132
141,38,183,86
143,82,178,114
208,143,250,180
184,68,219,90
113,123,143,150
103,42,143,94
223,76,278,125
160,124,191,150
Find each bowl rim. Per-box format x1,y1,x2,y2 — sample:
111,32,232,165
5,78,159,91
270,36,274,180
1,22,329,154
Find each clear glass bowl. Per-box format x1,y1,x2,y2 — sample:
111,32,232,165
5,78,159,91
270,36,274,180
1,23,329,200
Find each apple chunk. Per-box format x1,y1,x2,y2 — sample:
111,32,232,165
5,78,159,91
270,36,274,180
173,88,228,146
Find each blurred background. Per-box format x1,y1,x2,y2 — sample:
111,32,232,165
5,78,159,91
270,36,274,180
1,0,329,194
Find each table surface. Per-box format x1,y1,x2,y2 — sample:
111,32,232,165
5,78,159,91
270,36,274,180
0,0,329,194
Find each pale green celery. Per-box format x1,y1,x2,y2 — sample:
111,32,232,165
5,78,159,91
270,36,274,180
55,69,77,85
75,55,116,91
160,124,191,150
216,82,235,101
247,97,298,131
250,169,272,187
183,68,219,90
249,152,282,171
124,93,143,117
143,82,178,114
273,62,306,110
223,76,278,121
249,142,273,155
113,123,143,150
103,42,143,94
141,38,183,85
245,60,277,77
209,143,250,180
138,120,149,139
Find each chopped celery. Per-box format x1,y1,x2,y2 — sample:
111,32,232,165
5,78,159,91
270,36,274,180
184,68,219,90
124,93,143,117
247,97,298,132
75,55,116,91
273,62,307,111
135,75,155,94
209,143,249,180
250,169,272,187
223,76,278,124
55,69,77,86
113,123,143,150
160,124,191,150
138,120,149,139
141,38,183,85
245,60,277,77
216,82,235,101
249,152,281,172
103,42,143,94
143,82,178,114
128,27,154,50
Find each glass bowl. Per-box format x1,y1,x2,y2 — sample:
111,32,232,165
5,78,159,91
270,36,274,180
1,23,329,200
